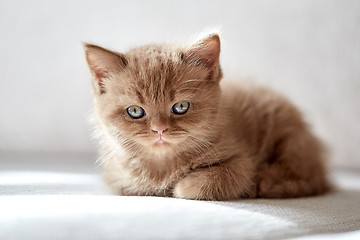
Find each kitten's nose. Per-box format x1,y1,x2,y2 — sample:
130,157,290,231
151,124,168,135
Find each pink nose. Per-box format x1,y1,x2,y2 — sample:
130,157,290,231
151,125,168,135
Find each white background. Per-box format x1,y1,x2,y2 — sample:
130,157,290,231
0,0,359,168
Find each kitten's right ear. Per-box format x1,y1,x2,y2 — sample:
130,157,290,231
83,43,127,95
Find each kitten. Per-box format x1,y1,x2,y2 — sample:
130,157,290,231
84,34,329,200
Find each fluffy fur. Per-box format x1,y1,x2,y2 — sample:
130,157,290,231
84,34,329,200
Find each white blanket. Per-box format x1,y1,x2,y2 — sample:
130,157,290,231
0,154,359,240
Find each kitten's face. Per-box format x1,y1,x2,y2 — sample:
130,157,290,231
85,35,222,154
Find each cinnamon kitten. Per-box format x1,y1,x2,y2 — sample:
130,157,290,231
84,34,329,200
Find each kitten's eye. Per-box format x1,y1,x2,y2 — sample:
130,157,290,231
172,101,190,115
127,105,145,119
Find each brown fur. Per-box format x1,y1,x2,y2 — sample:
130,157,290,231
84,34,329,200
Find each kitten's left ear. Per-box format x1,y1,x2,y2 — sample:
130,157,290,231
185,34,221,80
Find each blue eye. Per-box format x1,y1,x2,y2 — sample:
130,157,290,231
172,101,190,114
127,105,145,119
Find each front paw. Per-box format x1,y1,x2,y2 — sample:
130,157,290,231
173,171,209,200
173,168,246,201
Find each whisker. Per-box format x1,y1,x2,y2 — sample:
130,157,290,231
181,79,209,85
175,87,208,93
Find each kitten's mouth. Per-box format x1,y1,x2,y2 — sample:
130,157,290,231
153,136,170,145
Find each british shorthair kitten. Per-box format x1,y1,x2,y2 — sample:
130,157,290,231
84,33,329,200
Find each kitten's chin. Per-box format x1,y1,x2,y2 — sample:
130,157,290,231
141,135,186,151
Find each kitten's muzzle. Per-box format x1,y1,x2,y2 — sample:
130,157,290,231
152,128,168,139
151,125,169,142
151,125,168,135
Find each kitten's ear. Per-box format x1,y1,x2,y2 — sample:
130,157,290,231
83,43,127,95
185,34,221,80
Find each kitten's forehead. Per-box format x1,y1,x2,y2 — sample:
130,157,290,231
124,45,185,103
109,44,211,106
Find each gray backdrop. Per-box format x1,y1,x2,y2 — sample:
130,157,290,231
0,0,359,168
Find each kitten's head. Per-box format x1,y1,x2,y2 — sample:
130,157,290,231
84,34,222,156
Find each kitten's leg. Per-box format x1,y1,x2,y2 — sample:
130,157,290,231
173,157,256,200
257,132,329,198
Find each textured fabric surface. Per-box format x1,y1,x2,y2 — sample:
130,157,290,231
0,154,359,240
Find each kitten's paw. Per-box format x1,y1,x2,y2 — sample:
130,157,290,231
173,168,252,201
174,172,219,200
173,171,211,200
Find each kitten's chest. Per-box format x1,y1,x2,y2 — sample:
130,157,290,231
123,154,193,195
104,144,224,196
